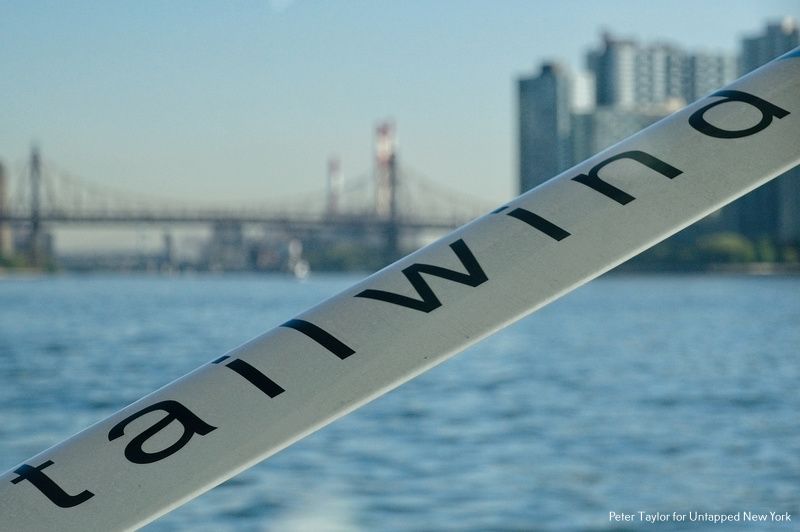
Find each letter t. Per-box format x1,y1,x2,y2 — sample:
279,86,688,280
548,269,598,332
11,460,94,508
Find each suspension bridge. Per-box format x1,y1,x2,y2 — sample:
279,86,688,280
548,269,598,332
0,124,495,268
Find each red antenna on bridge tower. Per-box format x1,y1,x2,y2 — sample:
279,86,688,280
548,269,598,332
374,121,397,220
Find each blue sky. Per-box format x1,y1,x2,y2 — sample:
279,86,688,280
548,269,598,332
2,0,797,207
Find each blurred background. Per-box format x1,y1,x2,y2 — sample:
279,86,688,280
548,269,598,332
1,1,799,530
1,1,799,272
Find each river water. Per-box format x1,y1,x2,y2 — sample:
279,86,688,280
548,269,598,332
0,274,798,531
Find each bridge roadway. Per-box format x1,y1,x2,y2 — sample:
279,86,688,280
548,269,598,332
0,210,476,231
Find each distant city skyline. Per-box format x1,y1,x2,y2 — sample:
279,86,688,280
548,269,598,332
517,17,800,247
518,29,741,193
2,1,797,211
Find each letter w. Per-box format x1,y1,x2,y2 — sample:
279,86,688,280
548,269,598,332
354,239,487,313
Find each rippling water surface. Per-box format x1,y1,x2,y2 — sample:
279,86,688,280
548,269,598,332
1,274,798,531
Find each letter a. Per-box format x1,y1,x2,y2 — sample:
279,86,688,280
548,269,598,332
108,400,216,465
689,89,790,139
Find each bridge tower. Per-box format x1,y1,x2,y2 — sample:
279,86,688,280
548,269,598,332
326,156,342,215
375,121,399,262
28,145,43,267
0,161,12,258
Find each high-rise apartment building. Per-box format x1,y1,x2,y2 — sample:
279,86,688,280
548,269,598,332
587,35,638,107
733,17,800,244
684,53,738,101
518,22,798,247
520,33,737,193
517,63,572,192
0,162,12,257
587,33,735,109
571,34,734,169
571,101,682,165
633,42,686,104
741,17,799,73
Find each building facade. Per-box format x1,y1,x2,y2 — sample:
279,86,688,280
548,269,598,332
518,22,798,247
520,33,736,195
731,17,800,244
0,162,13,258
741,17,800,73
518,63,573,192
586,33,735,109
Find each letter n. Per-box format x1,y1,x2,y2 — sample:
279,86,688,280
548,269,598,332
571,150,683,205
108,400,216,464
689,89,790,138
354,239,487,312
